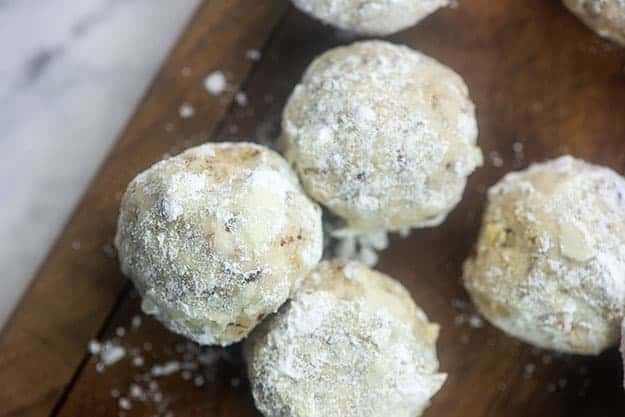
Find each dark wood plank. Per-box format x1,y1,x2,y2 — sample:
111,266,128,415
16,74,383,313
7,0,625,416
0,1,288,416
56,1,625,416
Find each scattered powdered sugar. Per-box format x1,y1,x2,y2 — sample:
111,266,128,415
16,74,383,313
204,71,227,95
151,361,181,377
181,66,192,77
87,315,235,417
488,150,504,167
329,227,389,266
468,314,484,328
234,92,248,106
129,383,145,400
89,340,126,369
245,49,261,61
118,397,132,410
131,315,142,330
524,363,536,378
511,140,526,167
116,326,126,337
102,242,116,258
88,340,102,354
178,103,195,118
325,219,416,267
450,298,487,332
101,344,126,366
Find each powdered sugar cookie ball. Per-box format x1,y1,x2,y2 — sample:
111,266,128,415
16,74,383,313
282,41,482,233
464,156,625,355
292,0,448,35
115,142,323,346
563,0,625,46
245,260,446,417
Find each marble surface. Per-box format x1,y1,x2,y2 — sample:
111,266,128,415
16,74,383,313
0,0,201,327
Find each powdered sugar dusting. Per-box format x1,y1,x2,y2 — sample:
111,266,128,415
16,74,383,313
245,260,445,417
332,228,390,266
464,155,625,354
86,319,235,417
90,340,126,370
563,0,625,47
115,142,323,346
245,49,261,61
283,41,482,233
160,171,206,222
291,0,449,35
204,71,227,95
178,103,195,118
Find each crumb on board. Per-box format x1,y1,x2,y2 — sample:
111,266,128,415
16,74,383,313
204,71,227,95
488,150,504,168
331,229,390,267
245,49,261,61
131,315,142,330
87,319,234,417
468,314,483,328
235,92,248,106
179,103,195,119
524,363,536,378
102,242,116,258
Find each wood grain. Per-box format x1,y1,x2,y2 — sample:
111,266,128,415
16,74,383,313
4,0,625,416
0,1,288,416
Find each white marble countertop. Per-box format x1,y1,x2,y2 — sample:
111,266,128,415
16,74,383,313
0,0,201,327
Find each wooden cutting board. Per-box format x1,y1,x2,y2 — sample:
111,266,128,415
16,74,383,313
1,0,625,416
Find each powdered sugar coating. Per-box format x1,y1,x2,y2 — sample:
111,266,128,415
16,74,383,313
282,41,482,233
245,260,446,417
291,0,448,35
115,142,323,346
563,0,625,46
464,156,625,354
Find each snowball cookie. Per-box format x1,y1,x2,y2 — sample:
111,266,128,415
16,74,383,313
464,156,625,355
244,260,446,417
282,41,482,233
563,0,625,46
114,142,323,346
291,0,448,35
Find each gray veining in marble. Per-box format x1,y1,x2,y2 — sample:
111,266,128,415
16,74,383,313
0,0,201,327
